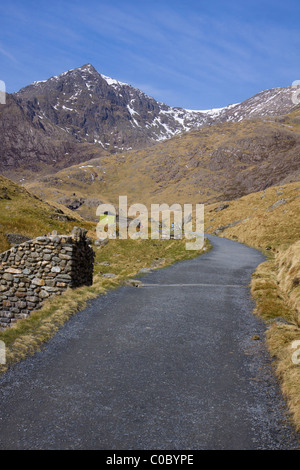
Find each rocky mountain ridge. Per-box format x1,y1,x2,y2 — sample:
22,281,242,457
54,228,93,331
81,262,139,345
0,63,298,180
15,64,297,147
14,64,224,150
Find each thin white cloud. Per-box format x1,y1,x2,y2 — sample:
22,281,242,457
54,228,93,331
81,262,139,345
0,43,17,63
1,0,300,107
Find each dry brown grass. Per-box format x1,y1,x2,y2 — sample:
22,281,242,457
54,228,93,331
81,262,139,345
262,240,300,431
250,260,294,322
0,174,93,253
205,181,300,252
276,241,300,326
266,323,300,431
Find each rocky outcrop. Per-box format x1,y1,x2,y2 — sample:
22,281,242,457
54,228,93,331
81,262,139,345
0,227,95,329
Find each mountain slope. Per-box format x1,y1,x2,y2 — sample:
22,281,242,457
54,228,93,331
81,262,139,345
14,64,229,149
0,64,298,182
15,64,297,148
0,94,110,181
26,107,300,220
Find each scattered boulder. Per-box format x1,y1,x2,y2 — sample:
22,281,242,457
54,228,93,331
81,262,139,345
266,198,287,211
5,233,32,246
57,196,85,211
213,220,241,235
95,238,109,248
267,317,295,326
214,203,229,212
0,194,11,200
213,218,249,235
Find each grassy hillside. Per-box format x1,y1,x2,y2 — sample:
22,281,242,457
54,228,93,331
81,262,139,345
0,174,94,252
206,181,300,251
205,181,300,430
25,111,300,221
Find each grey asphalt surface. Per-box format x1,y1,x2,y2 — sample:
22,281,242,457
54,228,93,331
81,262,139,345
0,234,299,450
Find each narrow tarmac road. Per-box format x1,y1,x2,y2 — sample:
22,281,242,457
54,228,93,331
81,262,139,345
0,235,299,450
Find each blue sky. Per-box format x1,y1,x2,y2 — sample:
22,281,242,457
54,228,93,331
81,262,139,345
1,0,300,109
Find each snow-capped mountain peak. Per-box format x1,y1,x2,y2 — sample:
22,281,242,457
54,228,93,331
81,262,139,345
14,64,297,152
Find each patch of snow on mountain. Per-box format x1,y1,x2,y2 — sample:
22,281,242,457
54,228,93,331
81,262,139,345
32,79,47,86
101,74,128,87
127,105,139,116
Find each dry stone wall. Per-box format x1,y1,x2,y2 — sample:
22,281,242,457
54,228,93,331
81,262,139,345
0,227,95,329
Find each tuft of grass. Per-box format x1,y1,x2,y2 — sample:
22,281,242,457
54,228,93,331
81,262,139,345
251,259,294,322
265,323,300,431
276,241,300,326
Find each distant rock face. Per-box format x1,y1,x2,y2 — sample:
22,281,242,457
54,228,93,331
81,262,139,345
0,93,107,178
0,63,298,178
14,64,298,147
13,64,216,151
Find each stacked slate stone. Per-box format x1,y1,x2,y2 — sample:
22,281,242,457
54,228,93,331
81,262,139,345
0,227,95,329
